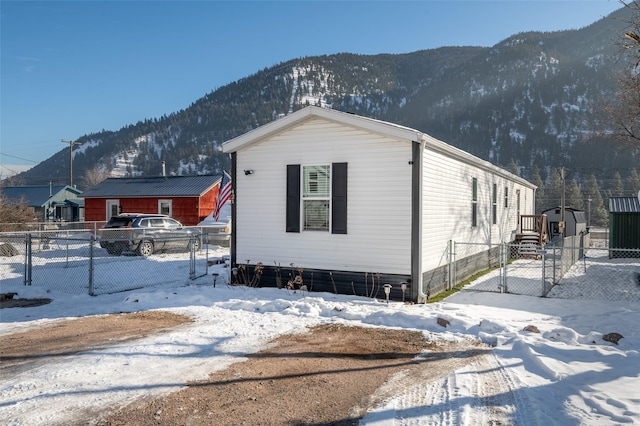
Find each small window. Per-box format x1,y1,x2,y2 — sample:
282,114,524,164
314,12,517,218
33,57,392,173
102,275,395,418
303,165,330,231
158,199,172,216
106,200,120,220
516,190,521,221
504,187,509,208
472,178,478,227
492,183,497,225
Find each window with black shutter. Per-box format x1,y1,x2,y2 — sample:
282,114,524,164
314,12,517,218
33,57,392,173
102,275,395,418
286,163,347,233
286,164,301,232
331,162,347,234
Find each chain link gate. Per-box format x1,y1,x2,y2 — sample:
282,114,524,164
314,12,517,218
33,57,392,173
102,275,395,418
450,241,548,297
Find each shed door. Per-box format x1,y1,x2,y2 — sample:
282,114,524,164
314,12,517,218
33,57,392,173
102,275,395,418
106,200,120,220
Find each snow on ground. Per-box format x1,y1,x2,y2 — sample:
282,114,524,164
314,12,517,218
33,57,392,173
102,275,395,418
1,243,639,425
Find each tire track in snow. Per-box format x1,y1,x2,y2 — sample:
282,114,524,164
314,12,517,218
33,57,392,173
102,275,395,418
363,348,538,426
480,352,539,426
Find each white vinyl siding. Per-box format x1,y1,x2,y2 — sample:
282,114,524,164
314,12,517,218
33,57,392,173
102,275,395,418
421,146,534,272
226,107,537,284
234,116,412,274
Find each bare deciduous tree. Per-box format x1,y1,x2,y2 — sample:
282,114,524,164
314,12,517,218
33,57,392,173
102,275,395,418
0,189,36,230
78,165,110,190
599,1,640,147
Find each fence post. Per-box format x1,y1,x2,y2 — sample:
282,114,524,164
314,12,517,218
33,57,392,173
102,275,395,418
452,240,457,289
189,235,196,280
541,250,547,296
448,240,455,290
88,235,95,296
24,233,32,286
447,240,451,290
501,242,507,293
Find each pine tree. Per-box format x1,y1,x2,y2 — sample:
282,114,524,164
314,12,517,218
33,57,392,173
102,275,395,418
611,172,624,197
530,165,545,213
509,159,519,176
585,175,608,227
566,179,584,210
627,168,640,196
546,168,563,210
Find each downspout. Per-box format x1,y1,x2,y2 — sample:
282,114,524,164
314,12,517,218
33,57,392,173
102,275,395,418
230,152,237,271
412,137,428,303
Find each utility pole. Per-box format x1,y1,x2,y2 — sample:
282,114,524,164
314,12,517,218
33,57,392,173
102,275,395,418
560,167,566,237
61,139,81,187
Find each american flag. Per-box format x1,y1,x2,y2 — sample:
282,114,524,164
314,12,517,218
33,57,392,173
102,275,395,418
213,171,232,221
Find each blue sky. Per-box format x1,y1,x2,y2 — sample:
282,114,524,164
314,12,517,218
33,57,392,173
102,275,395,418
0,0,622,175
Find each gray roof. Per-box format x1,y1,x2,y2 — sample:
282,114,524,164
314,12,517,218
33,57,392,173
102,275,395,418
2,185,81,207
609,197,640,214
573,211,587,223
80,175,221,198
223,106,536,190
541,206,587,223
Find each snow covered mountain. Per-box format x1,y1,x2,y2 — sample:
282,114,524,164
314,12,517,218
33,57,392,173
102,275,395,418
18,7,638,209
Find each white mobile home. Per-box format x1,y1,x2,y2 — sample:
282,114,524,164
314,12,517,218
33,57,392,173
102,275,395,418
222,106,536,302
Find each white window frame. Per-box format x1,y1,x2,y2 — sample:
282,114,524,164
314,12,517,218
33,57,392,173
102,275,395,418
302,165,330,231
106,199,120,220
516,190,521,219
492,183,497,225
504,186,509,208
158,199,172,216
471,178,478,227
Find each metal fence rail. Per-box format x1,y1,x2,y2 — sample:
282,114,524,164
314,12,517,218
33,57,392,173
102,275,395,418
3,229,638,302
545,247,640,302
1,231,212,296
455,237,640,301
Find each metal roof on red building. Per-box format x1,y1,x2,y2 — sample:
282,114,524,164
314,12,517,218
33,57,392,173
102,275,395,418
80,175,221,198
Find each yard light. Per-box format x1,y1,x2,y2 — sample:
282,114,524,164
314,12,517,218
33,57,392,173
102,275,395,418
212,272,219,288
401,282,407,302
383,283,392,304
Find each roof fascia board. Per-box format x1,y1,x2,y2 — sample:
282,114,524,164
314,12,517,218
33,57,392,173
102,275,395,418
222,106,419,153
62,185,83,195
222,106,533,190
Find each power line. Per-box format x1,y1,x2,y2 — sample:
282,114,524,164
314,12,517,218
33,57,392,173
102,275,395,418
0,152,40,164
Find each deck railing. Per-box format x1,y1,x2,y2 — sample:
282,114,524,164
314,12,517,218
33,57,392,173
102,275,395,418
518,214,548,244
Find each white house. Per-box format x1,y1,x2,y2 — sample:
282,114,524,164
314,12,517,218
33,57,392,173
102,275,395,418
222,106,536,302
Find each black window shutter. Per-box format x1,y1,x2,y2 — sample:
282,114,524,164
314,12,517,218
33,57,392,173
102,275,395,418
332,162,348,234
286,164,301,233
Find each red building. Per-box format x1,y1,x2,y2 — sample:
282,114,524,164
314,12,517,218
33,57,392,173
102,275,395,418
80,175,222,225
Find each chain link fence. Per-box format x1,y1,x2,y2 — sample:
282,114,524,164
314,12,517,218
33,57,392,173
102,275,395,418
1,229,214,296
455,235,640,301
3,227,638,302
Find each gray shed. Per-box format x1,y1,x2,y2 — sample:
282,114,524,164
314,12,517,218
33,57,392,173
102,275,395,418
541,206,587,239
